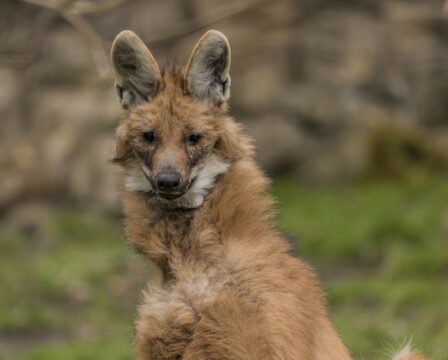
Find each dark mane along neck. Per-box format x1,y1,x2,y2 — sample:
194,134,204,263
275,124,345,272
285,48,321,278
121,152,285,281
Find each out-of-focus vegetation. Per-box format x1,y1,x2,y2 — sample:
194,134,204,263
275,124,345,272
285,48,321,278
273,174,448,360
0,175,445,359
0,211,147,360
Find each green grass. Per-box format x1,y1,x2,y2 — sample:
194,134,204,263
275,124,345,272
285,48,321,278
1,175,446,359
0,211,148,360
272,175,448,359
10,338,133,360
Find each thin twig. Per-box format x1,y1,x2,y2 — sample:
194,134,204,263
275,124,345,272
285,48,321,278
19,0,280,79
145,0,274,44
21,0,130,14
61,11,111,80
21,0,113,80
68,0,130,14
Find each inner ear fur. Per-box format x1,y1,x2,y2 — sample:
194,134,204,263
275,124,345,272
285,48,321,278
111,30,162,109
184,30,231,106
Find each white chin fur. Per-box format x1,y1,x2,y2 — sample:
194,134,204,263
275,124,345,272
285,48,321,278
175,156,230,209
124,156,230,209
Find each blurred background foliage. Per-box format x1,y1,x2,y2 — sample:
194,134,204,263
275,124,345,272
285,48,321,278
0,0,447,359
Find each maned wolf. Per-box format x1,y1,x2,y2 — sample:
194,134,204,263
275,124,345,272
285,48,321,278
110,29,428,360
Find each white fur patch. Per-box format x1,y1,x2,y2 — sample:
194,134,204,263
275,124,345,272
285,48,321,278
124,156,229,208
393,345,412,360
124,162,152,192
177,156,230,208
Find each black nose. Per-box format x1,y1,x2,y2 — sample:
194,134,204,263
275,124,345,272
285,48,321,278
155,173,181,192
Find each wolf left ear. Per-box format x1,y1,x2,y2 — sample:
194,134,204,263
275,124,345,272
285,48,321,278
111,30,162,109
185,30,231,106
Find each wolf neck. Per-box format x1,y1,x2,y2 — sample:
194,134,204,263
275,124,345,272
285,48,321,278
122,158,282,281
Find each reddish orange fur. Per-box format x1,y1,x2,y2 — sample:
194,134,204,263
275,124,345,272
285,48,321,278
112,32,428,360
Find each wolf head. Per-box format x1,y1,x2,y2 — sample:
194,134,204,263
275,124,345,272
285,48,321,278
111,30,245,209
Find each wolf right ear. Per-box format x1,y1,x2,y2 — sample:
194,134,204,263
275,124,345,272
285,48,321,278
185,30,231,106
111,30,162,109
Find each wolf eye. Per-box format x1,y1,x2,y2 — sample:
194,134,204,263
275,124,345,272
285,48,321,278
143,131,155,144
187,133,202,145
